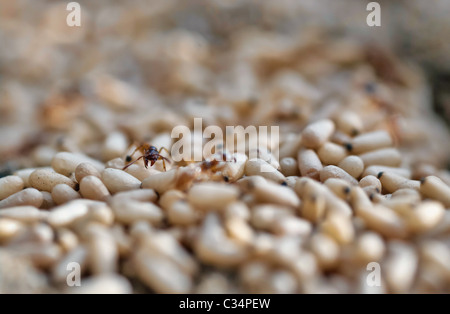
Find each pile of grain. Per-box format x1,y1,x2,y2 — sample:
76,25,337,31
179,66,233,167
0,0,449,293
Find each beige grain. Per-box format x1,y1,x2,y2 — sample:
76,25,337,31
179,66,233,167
302,119,335,149
0,188,44,209
0,176,24,201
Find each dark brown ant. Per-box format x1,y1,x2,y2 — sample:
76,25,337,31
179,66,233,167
122,143,171,171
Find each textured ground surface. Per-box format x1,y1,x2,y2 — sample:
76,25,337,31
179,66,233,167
0,0,449,294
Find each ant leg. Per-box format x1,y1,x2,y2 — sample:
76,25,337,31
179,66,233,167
122,155,144,170
126,145,143,161
158,147,171,164
158,147,171,156
126,143,150,161
157,156,171,171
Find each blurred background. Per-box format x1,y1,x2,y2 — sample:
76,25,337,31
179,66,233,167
0,0,449,174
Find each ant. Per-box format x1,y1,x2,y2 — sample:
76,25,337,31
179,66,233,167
175,152,237,189
122,143,171,171
197,152,236,181
200,154,230,172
